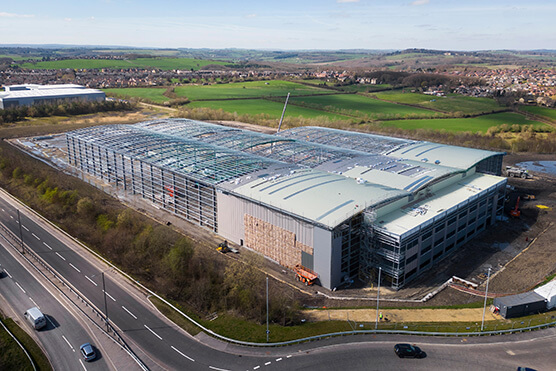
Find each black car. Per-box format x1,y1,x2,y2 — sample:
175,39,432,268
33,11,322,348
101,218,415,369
394,343,426,358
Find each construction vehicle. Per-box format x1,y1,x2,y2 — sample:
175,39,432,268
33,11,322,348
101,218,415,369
294,264,318,286
510,196,521,218
505,166,533,179
216,240,239,254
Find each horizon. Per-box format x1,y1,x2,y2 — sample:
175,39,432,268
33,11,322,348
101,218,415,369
2,1,555,51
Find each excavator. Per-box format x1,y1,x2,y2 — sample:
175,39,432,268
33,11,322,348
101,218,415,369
510,196,521,218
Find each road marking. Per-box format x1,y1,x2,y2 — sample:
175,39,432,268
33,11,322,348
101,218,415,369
121,306,137,320
55,252,66,261
144,325,162,340
209,367,230,371
79,359,87,371
62,335,75,352
276,358,282,362
171,345,195,362
32,233,40,240
43,242,52,250
15,282,26,293
1,208,4,212
507,350,516,355
85,276,98,286
29,297,39,309
265,362,271,366
4,269,12,278
103,290,116,302
69,263,81,273
10,215,13,219
286,355,292,358
22,225,29,231
253,366,260,370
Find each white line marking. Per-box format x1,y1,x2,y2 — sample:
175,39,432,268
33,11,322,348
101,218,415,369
69,263,81,273
209,367,230,371
276,358,282,362
103,290,116,302
253,366,260,370
62,335,75,352
79,359,87,371
144,325,162,340
121,306,137,320
22,225,29,231
10,215,13,219
32,233,40,240
55,252,66,261
1,208,4,212
286,355,292,358
171,345,195,361
85,276,98,286
507,350,516,356
4,269,12,278
265,362,271,366
29,297,39,309
43,242,52,250
15,282,26,293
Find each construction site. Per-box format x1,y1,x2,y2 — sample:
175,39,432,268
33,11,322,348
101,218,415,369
56,118,509,291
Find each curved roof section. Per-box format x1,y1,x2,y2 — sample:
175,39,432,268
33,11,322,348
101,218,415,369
66,125,281,185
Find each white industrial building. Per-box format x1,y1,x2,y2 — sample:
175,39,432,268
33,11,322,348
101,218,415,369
0,84,105,109
65,119,507,290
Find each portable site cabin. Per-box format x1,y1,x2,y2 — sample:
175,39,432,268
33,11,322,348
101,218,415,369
534,280,556,310
493,291,547,319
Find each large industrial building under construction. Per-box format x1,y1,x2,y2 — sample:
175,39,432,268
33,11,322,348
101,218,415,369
66,119,507,290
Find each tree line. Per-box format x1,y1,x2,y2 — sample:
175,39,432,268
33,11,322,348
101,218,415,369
0,100,136,124
0,141,300,326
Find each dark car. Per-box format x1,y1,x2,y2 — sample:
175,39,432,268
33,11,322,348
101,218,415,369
79,343,96,362
394,343,426,358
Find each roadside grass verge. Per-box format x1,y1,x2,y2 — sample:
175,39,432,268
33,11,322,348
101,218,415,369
380,112,549,133
0,315,52,370
149,297,202,336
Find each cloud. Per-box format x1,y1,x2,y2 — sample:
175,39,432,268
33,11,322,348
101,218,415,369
411,0,429,5
0,12,34,18
245,14,257,18
337,0,359,3
64,18,72,22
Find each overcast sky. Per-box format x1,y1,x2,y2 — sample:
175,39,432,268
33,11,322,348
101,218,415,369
2,0,555,51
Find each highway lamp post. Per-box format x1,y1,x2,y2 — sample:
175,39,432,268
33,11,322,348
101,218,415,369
17,210,24,254
266,276,269,343
481,267,491,332
375,267,381,330
102,272,109,332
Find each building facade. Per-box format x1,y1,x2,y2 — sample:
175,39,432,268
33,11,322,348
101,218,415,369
0,84,105,109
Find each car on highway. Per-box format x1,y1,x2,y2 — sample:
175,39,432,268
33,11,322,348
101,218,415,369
79,343,96,362
394,343,426,358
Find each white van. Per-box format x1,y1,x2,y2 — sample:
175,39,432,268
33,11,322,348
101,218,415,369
24,307,46,330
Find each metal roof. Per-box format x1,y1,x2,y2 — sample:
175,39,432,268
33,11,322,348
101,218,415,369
494,291,546,307
278,126,503,171
66,125,281,185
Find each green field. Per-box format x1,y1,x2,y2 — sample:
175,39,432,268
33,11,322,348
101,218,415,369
520,105,556,121
18,57,229,71
336,84,392,93
289,94,439,118
174,80,331,100
188,99,352,120
103,87,169,103
381,112,548,133
374,90,502,114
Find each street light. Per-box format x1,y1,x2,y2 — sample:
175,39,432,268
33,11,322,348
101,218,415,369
481,267,491,331
92,270,110,332
375,267,381,330
266,276,269,343
17,210,24,254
